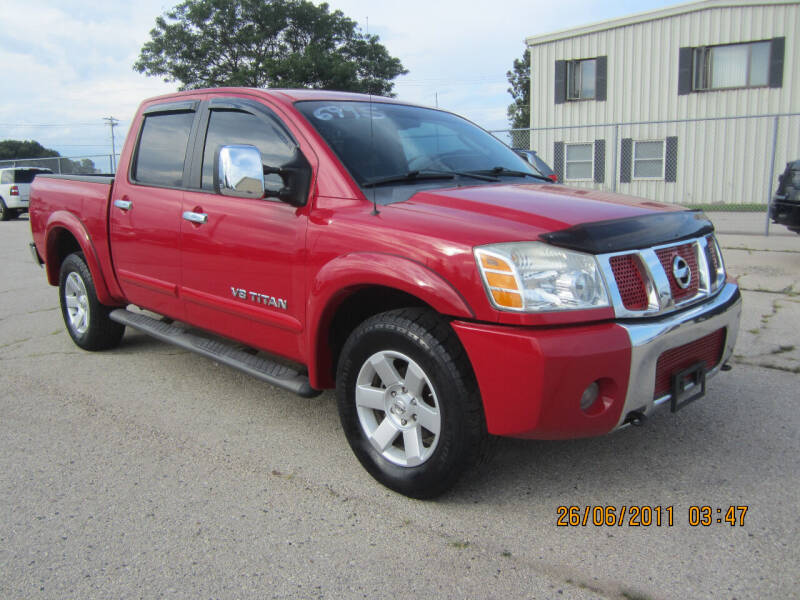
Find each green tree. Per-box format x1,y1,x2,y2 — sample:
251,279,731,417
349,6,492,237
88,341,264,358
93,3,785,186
134,0,408,96
69,158,100,174
506,48,531,133
0,140,59,160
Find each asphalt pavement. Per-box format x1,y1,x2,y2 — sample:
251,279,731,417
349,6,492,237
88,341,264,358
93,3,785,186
1,213,798,599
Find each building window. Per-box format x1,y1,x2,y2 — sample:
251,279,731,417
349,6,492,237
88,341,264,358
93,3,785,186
633,141,665,179
565,143,593,180
693,41,771,90
567,59,597,100
555,56,606,104
620,137,677,183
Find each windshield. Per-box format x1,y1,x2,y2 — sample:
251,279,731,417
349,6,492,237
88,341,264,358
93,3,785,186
294,100,542,187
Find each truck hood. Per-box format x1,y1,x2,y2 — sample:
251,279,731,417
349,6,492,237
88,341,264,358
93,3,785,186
398,182,683,232
384,182,713,253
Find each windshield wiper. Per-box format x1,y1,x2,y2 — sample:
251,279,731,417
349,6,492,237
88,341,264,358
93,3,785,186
362,170,456,188
472,166,552,182
363,169,499,188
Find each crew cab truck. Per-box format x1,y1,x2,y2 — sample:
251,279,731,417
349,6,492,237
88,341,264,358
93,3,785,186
30,89,741,498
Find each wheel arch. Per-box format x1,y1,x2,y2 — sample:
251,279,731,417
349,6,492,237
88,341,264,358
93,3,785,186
306,253,475,389
43,213,116,305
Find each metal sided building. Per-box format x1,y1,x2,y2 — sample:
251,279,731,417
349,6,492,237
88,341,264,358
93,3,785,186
524,0,800,205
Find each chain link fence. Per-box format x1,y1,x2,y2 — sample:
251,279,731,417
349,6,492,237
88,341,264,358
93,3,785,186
0,154,120,175
493,113,800,232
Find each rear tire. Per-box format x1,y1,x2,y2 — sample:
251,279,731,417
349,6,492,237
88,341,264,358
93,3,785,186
59,252,125,351
336,308,489,499
0,198,9,221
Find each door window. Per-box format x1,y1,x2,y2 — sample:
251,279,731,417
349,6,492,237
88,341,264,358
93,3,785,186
201,109,296,193
133,111,195,187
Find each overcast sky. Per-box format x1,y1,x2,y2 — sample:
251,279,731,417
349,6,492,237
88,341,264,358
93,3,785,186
0,0,674,162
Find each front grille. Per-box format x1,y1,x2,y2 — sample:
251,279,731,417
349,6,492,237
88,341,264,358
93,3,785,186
706,236,720,271
609,255,648,310
653,328,726,398
601,234,726,318
655,242,699,302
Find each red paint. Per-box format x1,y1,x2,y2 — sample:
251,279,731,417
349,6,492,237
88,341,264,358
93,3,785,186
451,320,631,439
109,181,184,319
30,88,704,440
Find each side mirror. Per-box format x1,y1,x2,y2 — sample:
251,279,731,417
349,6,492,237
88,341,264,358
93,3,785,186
215,144,311,207
215,145,265,199
263,151,312,207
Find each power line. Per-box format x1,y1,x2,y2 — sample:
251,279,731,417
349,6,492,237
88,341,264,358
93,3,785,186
0,122,113,127
29,139,119,143
395,75,504,83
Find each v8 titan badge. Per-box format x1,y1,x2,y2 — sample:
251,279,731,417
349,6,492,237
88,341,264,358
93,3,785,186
230,286,287,310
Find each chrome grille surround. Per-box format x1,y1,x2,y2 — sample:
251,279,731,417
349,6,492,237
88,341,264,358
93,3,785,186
597,234,727,319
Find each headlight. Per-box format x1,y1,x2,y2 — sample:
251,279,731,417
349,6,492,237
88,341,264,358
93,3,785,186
475,242,610,312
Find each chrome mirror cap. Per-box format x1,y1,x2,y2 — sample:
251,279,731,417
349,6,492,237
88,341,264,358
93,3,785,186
216,145,264,198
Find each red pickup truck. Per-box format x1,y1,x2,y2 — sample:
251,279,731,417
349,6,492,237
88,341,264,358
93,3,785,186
30,88,741,498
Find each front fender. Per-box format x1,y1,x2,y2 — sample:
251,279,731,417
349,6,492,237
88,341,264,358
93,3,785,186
44,211,119,306
306,252,475,388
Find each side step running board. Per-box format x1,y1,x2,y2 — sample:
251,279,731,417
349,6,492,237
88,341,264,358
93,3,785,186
110,309,321,398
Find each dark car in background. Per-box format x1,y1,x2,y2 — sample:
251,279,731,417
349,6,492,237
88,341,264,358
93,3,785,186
770,160,800,234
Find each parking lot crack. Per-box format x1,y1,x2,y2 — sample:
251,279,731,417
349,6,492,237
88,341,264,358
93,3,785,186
0,337,31,350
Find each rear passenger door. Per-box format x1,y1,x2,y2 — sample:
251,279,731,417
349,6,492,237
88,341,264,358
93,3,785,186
179,97,312,362
110,101,199,319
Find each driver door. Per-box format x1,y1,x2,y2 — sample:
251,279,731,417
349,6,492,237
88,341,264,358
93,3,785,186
179,100,310,362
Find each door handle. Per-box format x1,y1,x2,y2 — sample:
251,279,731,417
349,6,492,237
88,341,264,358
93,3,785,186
113,199,132,211
182,211,208,224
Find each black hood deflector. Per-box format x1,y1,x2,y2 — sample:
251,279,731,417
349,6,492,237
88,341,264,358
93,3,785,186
539,210,714,254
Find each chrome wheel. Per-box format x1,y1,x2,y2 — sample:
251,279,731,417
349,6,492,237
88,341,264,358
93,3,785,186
355,350,441,467
64,271,90,335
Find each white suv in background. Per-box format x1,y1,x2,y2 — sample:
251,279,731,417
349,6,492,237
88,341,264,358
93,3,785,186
0,167,53,220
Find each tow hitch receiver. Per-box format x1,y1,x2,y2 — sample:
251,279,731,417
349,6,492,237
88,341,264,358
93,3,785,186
671,362,707,412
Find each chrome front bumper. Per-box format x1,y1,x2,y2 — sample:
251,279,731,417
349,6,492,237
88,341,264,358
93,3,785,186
614,282,741,428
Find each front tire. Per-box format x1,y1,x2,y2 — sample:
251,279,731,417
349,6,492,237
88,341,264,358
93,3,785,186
59,253,125,350
336,308,489,499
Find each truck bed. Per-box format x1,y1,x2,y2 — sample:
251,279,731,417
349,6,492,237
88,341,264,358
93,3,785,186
29,173,118,301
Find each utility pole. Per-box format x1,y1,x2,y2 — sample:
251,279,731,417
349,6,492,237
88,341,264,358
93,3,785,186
103,116,119,173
